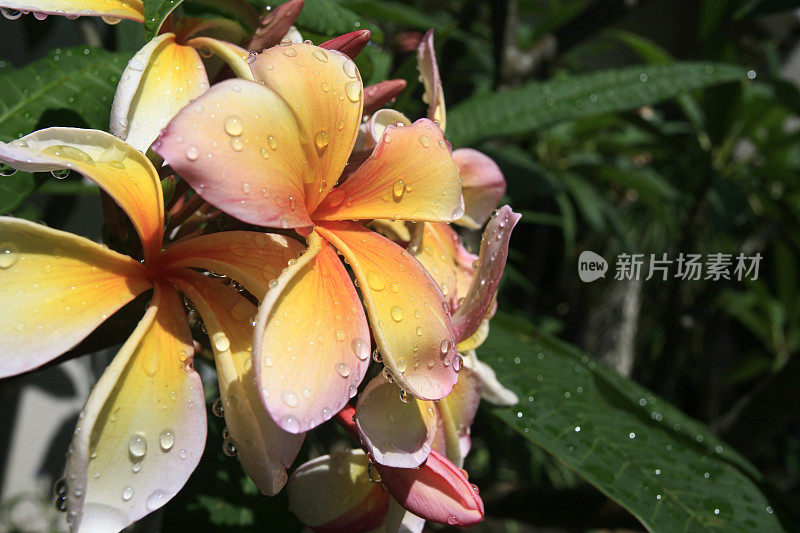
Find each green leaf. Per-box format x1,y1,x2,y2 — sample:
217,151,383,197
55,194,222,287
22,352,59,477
143,0,183,40
447,62,748,147
479,314,787,532
0,47,130,212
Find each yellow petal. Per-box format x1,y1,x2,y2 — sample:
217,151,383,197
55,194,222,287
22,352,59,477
0,128,165,262
111,34,209,153
316,222,459,401
0,0,144,22
312,119,463,224
157,230,305,298
185,36,254,81
436,367,482,467
64,283,206,532
169,270,304,495
253,232,370,433
249,42,363,210
0,217,151,378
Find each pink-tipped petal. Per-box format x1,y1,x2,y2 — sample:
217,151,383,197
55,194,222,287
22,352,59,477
316,222,459,401
253,232,369,433
313,119,462,224
247,0,305,52
170,270,304,495
416,29,446,130
363,79,408,116
288,450,391,531
377,450,484,526
153,78,315,228
355,376,436,468
65,283,206,532
453,206,520,343
453,148,507,228
320,29,371,59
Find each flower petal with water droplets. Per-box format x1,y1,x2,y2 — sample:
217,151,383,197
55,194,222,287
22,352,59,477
0,0,144,22
288,449,391,531
416,29,446,130
452,148,506,229
0,217,151,378
154,78,315,229
376,449,484,526
313,119,462,224
184,36,254,81
157,231,305,298
170,270,304,495
253,232,369,433
65,283,206,532
0,128,164,262
110,34,209,153
355,376,437,468
249,42,363,210
316,222,458,401
452,206,520,343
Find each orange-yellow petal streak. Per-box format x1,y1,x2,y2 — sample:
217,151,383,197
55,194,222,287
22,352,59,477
0,217,151,378
316,221,458,401
0,0,144,21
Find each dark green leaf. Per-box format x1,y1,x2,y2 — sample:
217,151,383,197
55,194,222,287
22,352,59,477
447,62,748,147
0,47,130,211
280,0,383,42
479,314,786,532
143,0,183,40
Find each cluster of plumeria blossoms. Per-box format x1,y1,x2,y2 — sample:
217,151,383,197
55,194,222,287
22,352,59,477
0,1,520,532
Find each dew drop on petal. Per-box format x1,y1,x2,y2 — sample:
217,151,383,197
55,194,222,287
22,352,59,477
0,243,18,269
352,338,369,360
223,116,243,136
418,135,430,148
345,81,361,102
128,434,147,459
342,60,357,78
336,362,350,378
440,339,450,354
391,306,404,322
159,430,175,452
367,272,385,291
146,490,169,511
122,486,133,501
312,49,328,62
282,389,299,408
185,145,199,161
314,130,328,150
281,415,300,432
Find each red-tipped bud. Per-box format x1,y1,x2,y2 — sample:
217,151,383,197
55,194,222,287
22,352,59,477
320,29,371,59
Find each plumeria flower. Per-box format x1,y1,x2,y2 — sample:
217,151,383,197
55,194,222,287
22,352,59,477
286,405,484,532
153,41,466,434
0,128,308,531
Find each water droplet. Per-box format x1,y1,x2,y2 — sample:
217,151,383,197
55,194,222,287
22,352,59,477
399,389,414,403
282,389,299,407
372,349,383,363
241,182,251,194
453,354,462,372
212,332,230,352
282,47,297,57
185,146,199,160
352,338,369,360
0,243,18,269
382,367,394,383
391,306,404,322
128,434,147,459
397,358,408,373
336,362,351,378
224,116,243,136
345,81,361,102
212,397,224,417
312,49,328,62
392,179,405,200
268,136,277,150
259,147,270,159
440,339,450,354
1,8,22,20
159,430,174,451
418,135,430,148
281,415,300,432
122,486,133,501
101,15,122,24
131,462,141,473
146,490,168,511
230,137,243,151
342,60,357,78
314,130,328,150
